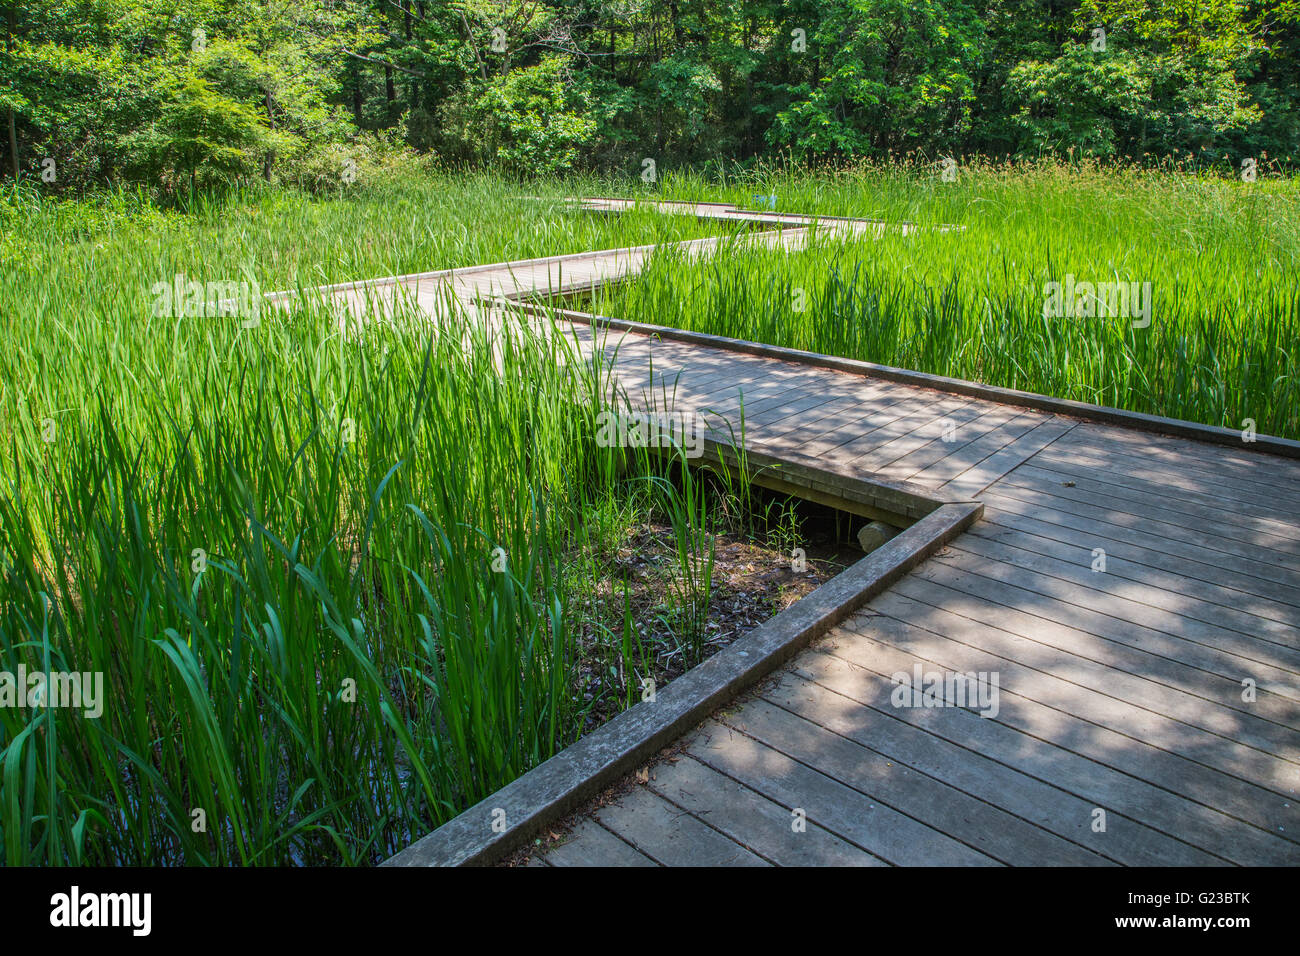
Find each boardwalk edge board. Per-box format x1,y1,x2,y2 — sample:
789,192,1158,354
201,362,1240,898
258,237,680,305
530,303,1300,460
382,498,982,867
687,437,949,522
571,196,967,233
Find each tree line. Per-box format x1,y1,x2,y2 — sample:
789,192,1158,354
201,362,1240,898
3,0,1296,192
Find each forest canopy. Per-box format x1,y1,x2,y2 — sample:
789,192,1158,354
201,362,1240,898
2,0,1297,191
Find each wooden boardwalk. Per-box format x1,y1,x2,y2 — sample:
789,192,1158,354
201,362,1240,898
318,200,1300,866
534,330,1300,866
288,196,902,329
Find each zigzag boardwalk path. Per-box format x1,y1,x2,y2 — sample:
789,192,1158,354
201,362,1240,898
317,199,1300,866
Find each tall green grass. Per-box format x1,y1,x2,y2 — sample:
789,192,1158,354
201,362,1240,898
0,283,731,864
0,173,730,866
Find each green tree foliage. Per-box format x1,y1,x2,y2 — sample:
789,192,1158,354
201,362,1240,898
2,0,1295,190
768,0,984,158
1005,0,1263,158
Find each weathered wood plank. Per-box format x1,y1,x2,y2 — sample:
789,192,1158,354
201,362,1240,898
544,818,659,867
878,577,1300,746
786,391,966,461
762,670,1205,866
813,616,1300,848
840,605,1300,791
911,412,1046,485
978,498,1300,625
983,485,1300,595
685,719,1000,865
924,544,1300,677
874,404,1027,481
937,416,1077,498
1006,454,1300,551
845,399,996,473
787,647,1293,864
1030,445,1300,522
810,398,976,465
1056,424,1300,493
645,753,884,866
961,526,1300,657
595,786,769,866
1004,462,1300,550
720,697,1113,865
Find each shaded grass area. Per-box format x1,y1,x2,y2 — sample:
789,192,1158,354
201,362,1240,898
565,474,854,734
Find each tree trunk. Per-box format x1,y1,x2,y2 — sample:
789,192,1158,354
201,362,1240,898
264,91,275,181
670,3,683,46
352,63,364,126
6,7,17,179
7,110,17,180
